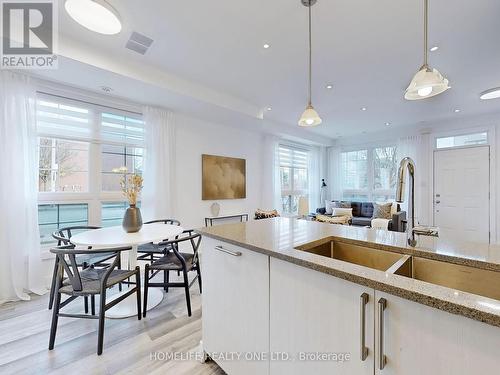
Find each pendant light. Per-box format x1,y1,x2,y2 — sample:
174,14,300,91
405,0,449,100
298,0,322,127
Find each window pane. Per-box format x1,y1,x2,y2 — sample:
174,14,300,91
281,195,300,215
373,146,397,191
101,145,143,191
436,132,487,149
38,138,89,192
279,145,310,208
38,203,88,245
293,168,308,192
342,150,368,190
342,193,369,202
101,201,141,227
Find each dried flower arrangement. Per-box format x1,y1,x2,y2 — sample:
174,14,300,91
119,169,143,206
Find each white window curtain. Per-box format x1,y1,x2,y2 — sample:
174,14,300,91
396,134,431,225
141,106,176,221
308,146,321,212
327,146,343,202
261,134,281,211
0,72,46,303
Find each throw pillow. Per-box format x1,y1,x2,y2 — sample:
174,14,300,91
325,200,335,215
254,209,280,220
372,202,392,219
332,207,353,218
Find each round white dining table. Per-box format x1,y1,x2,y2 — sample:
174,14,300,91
71,223,183,319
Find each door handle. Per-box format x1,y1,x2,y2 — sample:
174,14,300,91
360,293,369,361
378,298,387,370
214,245,242,257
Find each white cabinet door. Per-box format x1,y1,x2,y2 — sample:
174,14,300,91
201,237,270,375
270,258,375,375
375,291,500,375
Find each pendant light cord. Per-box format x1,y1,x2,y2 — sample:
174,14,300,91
308,2,312,106
423,0,428,67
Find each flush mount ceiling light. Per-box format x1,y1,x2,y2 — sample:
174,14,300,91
430,46,439,52
326,84,333,89
480,87,500,100
263,43,270,49
65,0,122,35
298,0,322,127
405,0,449,100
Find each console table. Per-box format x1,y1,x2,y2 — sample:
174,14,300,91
205,214,249,227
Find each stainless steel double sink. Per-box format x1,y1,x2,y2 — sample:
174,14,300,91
295,238,500,301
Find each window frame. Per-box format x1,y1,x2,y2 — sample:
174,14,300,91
36,90,144,255
279,143,310,214
341,144,397,202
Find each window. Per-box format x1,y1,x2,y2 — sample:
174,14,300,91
36,92,144,247
279,145,309,214
38,203,88,245
38,138,89,192
101,201,141,227
436,132,487,149
101,145,143,191
341,145,397,202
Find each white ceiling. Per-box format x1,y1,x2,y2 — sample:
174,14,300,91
42,0,500,139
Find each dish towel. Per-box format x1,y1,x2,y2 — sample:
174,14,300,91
371,218,390,230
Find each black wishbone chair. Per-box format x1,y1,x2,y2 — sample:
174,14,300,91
48,244,141,355
143,230,202,318
137,219,181,263
49,226,120,312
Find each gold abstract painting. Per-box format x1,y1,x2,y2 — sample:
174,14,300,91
202,154,246,200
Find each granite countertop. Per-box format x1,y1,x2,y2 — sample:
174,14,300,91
197,217,500,328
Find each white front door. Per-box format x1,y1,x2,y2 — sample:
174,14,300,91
433,146,490,243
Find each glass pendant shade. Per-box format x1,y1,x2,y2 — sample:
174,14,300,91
298,104,322,127
404,65,450,100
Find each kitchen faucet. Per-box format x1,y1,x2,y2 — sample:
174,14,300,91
396,157,417,246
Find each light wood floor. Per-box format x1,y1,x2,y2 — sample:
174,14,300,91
0,272,224,375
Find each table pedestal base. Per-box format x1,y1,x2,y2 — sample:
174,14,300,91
104,286,163,319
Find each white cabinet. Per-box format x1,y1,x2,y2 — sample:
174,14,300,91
270,257,375,375
201,237,270,375
375,291,500,375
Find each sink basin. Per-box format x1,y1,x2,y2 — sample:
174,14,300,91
394,256,500,300
295,239,405,271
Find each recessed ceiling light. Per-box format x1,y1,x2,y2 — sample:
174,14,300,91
480,87,500,100
326,84,333,89
263,43,270,49
266,107,272,111
65,0,122,35
361,107,367,111
454,108,461,113
385,122,390,126
430,46,439,52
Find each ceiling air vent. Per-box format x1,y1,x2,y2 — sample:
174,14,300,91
125,32,153,55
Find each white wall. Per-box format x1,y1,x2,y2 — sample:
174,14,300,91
173,114,264,229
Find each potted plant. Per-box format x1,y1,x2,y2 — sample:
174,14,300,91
120,171,144,233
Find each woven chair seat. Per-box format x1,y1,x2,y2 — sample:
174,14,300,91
149,252,194,271
59,267,136,296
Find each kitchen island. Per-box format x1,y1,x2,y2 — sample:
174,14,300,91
197,217,500,375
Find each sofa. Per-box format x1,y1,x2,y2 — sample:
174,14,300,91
316,201,406,232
